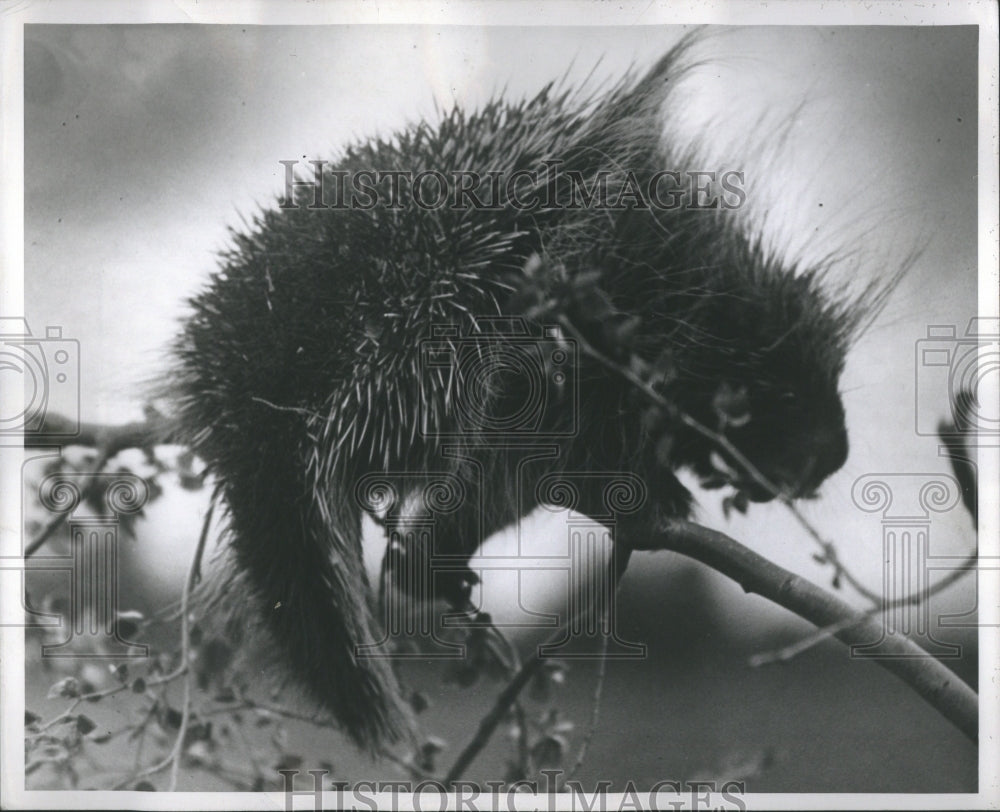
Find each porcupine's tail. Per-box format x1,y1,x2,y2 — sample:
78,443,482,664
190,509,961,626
167,311,414,754
231,424,413,751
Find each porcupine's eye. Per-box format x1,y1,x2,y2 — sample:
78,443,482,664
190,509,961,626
712,382,751,428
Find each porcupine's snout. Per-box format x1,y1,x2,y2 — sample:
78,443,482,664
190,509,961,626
807,424,850,490
697,384,850,504
744,425,848,502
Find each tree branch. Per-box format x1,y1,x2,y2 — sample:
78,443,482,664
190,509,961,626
25,413,168,454
24,412,170,558
631,518,977,742
445,510,977,788
748,550,978,667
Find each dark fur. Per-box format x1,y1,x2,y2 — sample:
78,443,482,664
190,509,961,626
169,38,893,752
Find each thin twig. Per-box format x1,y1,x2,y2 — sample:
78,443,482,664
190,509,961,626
167,500,215,790
111,502,213,790
130,699,159,773
28,682,130,737
442,646,546,784
25,449,110,558
483,624,532,778
559,619,610,789
443,545,634,784
748,616,862,668
513,701,532,779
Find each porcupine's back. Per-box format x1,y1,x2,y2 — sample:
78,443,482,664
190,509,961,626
174,41,713,479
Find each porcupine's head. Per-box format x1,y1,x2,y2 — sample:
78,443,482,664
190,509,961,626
511,37,900,510
625,212,895,506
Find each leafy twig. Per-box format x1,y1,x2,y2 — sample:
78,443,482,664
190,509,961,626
25,449,111,558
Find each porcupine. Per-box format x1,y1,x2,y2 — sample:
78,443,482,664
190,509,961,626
168,37,896,752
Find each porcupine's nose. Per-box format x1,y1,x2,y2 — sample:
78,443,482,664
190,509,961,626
805,427,849,493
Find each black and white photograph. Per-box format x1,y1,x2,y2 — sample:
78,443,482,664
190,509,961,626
1,1,997,809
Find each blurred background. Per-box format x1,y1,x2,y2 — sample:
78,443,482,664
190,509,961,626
19,24,980,791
